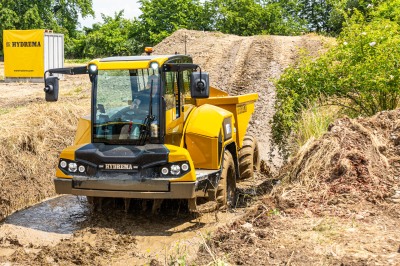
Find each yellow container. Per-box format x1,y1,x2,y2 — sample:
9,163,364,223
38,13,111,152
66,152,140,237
3,29,64,82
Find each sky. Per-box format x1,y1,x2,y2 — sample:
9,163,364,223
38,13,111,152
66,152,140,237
78,0,142,28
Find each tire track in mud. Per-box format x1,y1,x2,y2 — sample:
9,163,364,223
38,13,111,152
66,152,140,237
0,196,243,265
228,38,254,95
244,36,306,170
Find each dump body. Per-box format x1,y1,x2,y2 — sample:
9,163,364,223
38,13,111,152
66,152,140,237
196,90,258,149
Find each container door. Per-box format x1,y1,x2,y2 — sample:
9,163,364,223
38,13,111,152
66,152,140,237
44,33,64,78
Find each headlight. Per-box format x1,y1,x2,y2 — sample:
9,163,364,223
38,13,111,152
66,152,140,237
60,160,67,168
59,159,89,175
170,165,181,175
68,162,78,173
150,62,158,70
181,163,189,172
161,167,169,175
88,64,98,74
160,161,190,177
78,165,86,173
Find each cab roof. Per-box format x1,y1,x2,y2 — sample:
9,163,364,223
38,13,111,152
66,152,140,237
89,54,192,70
99,55,178,62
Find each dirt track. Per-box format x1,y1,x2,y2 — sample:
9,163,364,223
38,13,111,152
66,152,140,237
0,28,394,265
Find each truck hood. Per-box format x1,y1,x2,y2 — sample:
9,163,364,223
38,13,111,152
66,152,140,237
75,143,169,169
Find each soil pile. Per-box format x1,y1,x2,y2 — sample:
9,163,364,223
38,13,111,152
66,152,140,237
273,110,400,215
199,110,400,265
4,226,137,265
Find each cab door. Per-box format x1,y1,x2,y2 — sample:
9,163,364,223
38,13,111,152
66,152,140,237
164,68,192,147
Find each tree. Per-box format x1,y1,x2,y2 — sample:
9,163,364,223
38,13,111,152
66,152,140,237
208,0,307,36
136,0,204,46
81,11,136,58
210,0,265,36
272,11,400,152
261,0,307,35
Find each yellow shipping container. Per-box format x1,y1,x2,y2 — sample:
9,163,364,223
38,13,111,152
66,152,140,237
3,29,64,82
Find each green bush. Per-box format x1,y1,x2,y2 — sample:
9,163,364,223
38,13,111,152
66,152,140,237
273,13,400,154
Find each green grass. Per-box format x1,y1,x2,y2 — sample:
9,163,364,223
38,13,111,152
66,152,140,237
293,104,339,148
0,108,11,115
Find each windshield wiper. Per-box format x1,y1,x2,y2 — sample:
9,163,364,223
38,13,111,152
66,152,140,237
139,80,155,145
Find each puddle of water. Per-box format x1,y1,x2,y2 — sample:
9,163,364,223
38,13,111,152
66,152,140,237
4,195,88,234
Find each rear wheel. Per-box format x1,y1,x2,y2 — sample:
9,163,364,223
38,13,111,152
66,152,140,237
238,135,260,180
215,150,237,208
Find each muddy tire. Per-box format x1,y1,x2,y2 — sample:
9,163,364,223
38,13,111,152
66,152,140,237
86,196,104,211
215,150,237,209
238,135,260,180
86,196,95,205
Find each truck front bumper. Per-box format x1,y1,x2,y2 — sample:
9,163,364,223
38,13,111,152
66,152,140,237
54,178,196,199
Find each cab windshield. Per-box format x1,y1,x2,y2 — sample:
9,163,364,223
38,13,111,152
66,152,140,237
93,68,160,144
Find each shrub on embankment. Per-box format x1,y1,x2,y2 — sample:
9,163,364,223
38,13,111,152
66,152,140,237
272,11,400,155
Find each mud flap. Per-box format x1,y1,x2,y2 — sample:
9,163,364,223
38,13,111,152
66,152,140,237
188,198,197,212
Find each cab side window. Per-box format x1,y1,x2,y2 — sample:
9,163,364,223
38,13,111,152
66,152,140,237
165,71,180,119
164,59,193,120
182,69,191,97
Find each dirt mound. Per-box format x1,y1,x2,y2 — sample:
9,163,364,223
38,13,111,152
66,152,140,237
0,81,90,220
272,110,400,215
198,194,400,265
197,111,400,265
3,225,136,265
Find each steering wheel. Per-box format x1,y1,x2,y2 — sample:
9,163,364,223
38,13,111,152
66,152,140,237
110,106,135,121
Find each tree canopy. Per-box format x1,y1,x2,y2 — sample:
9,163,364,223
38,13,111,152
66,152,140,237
272,0,400,153
0,0,397,58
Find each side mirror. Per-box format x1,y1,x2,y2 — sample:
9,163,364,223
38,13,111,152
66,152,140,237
44,76,59,102
190,72,210,99
97,104,106,114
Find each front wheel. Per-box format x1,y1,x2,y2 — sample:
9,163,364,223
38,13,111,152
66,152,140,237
215,150,237,209
86,196,101,210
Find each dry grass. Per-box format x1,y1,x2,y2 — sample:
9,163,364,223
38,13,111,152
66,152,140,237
0,87,90,220
272,110,400,217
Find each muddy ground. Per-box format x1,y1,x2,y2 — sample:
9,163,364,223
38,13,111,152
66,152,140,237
1,30,399,265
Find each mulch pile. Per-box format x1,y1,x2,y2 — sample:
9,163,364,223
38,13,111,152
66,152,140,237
273,110,400,215
197,110,400,265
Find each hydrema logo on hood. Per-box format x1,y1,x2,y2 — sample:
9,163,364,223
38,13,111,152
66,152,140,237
104,164,136,170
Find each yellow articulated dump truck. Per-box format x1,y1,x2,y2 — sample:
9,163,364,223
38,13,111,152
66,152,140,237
44,50,259,212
